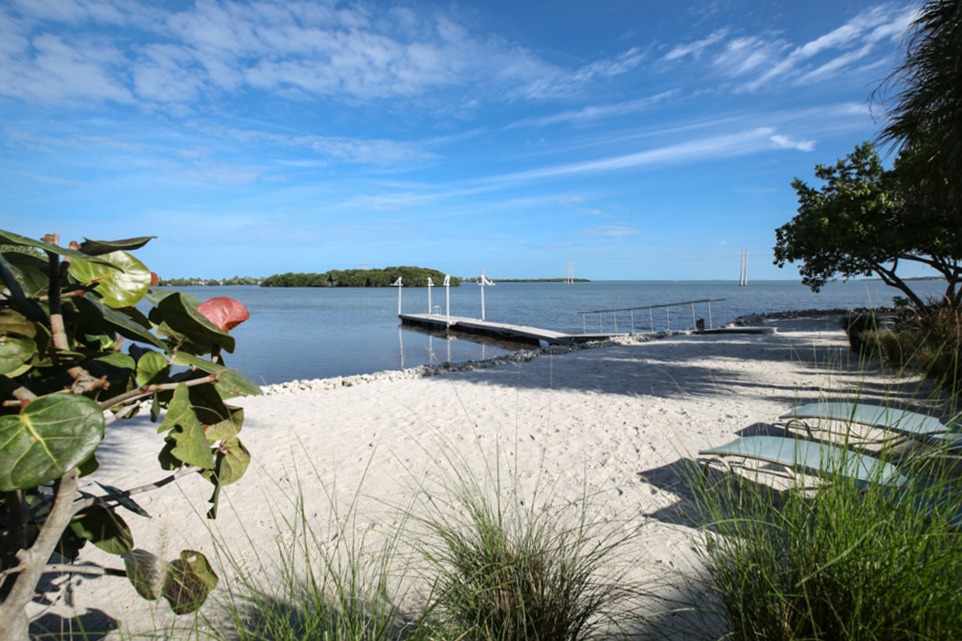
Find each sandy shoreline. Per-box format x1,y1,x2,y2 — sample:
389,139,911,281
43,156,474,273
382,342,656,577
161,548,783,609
30,311,930,639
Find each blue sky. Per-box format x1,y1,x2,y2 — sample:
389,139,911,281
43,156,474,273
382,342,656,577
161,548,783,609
0,0,921,281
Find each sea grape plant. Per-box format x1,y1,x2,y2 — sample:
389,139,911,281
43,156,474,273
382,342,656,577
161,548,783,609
0,229,260,641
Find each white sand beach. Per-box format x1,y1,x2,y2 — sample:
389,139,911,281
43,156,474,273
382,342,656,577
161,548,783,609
29,313,934,639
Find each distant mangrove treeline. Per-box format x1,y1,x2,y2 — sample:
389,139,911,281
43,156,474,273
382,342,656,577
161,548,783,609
158,275,260,287
261,266,461,288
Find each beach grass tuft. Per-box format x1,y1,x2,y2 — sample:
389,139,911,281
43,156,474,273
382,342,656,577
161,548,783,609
406,447,646,641
688,435,962,641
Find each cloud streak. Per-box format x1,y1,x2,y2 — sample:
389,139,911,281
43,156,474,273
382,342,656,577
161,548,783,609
664,3,917,92
0,0,644,109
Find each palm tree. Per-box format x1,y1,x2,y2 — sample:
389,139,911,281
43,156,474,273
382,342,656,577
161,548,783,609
877,0,962,218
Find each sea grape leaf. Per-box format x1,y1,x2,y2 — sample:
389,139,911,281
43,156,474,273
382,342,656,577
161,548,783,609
77,451,99,477
82,330,115,351
213,437,250,486
152,293,235,353
158,384,215,469
0,308,37,340
76,294,167,351
0,335,35,375
124,548,163,600
78,236,154,255
196,297,250,332
162,550,218,615
85,352,136,391
97,481,150,517
90,351,135,370
144,287,187,307
172,351,261,398
56,524,88,561
0,253,48,322
69,250,152,309
212,368,262,399
185,382,242,441
0,251,49,298
0,394,105,491
203,405,244,442
136,350,170,386
69,505,133,555
0,229,118,265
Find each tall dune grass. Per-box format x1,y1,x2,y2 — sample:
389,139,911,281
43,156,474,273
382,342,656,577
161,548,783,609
405,449,647,641
688,430,962,641
123,441,652,641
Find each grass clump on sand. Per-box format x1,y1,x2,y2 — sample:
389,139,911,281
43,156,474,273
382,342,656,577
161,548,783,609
689,439,962,641
407,451,646,641
216,496,417,641
148,448,647,641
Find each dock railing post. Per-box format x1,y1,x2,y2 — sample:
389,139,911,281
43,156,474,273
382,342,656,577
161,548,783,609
708,301,713,329
427,277,433,314
443,275,451,325
392,277,403,315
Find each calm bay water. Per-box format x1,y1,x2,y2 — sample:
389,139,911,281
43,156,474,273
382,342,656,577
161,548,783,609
172,280,947,386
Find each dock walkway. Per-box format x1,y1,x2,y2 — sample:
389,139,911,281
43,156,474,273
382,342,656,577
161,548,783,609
399,313,619,346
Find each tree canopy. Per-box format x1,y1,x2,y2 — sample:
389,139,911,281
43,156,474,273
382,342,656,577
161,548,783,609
775,1,962,311
774,142,962,309
260,266,459,288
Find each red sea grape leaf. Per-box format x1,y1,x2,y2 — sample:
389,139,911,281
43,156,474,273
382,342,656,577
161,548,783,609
196,297,250,332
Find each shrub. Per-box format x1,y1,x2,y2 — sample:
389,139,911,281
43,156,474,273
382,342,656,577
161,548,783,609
859,303,962,393
839,312,879,355
0,229,259,640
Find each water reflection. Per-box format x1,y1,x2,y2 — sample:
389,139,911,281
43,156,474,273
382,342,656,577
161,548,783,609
397,323,532,371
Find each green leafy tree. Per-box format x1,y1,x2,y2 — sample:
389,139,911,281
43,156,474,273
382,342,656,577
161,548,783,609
0,229,260,640
774,142,962,309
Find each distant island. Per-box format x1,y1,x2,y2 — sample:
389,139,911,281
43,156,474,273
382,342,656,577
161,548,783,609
463,277,591,283
156,271,590,288
261,266,460,288
157,275,260,286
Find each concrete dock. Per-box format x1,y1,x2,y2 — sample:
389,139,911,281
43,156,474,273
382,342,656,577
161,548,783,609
399,313,620,346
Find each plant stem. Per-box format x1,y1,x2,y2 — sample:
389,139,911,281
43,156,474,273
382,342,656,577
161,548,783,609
98,373,218,412
0,470,79,641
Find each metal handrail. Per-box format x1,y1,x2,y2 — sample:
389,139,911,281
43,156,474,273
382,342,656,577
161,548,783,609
578,298,725,334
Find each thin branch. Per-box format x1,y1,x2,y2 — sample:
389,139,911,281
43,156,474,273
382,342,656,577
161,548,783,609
98,373,219,411
0,375,37,404
42,563,126,578
72,467,197,515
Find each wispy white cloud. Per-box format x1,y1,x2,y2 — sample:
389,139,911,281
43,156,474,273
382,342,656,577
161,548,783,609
664,3,918,92
0,0,634,108
17,171,75,185
572,47,646,81
769,133,815,152
580,224,640,238
493,127,779,183
0,31,133,104
505,91,678,129
664,29,728,61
